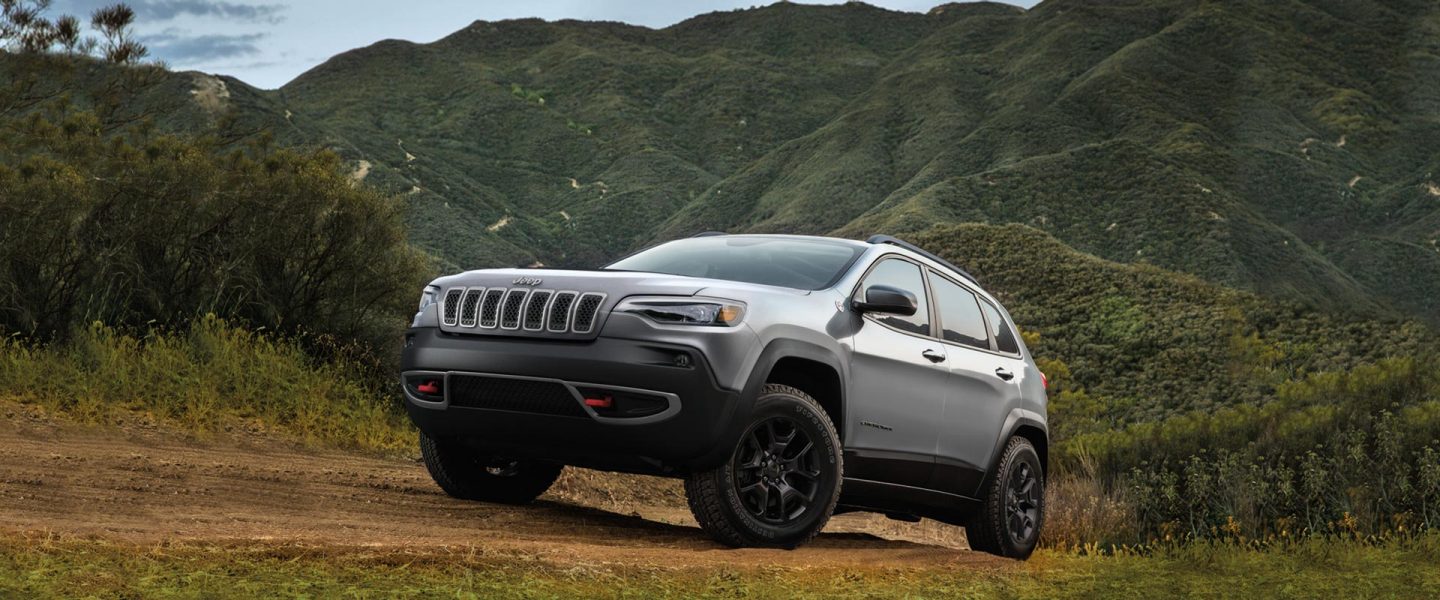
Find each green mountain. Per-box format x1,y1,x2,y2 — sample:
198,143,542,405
15,0,1437,331
205,0,1440,327
908,223,1431,433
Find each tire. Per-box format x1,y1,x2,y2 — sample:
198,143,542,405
419,431,563,505
685,384,843,549
965,435,1045,559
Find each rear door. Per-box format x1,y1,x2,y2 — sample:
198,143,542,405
926,270,1023,498
846,257,948,488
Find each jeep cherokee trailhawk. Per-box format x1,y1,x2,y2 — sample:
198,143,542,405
401,234,1048,558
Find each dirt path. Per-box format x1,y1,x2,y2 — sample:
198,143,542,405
0,410,1004,570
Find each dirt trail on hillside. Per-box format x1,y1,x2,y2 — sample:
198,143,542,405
0,410,1004,570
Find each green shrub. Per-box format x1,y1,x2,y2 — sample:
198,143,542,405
0,316,412,453
0,108,432,351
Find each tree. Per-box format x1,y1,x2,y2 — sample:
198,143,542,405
89,3,144,64
0,1,140,62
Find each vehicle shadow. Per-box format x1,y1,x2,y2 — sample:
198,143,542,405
523,499,964,553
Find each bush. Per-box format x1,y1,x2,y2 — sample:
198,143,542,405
0,316,412,453
1065,357,1440,543
0,99,432,352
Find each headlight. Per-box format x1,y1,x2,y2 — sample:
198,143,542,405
417,286,440,312
615,297,745,327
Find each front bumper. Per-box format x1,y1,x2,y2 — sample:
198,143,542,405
400,327,750,475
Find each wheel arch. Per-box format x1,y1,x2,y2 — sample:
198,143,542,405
685,339,849,472
995,410,1048,475
743,339,848,440
1012,423,1048,475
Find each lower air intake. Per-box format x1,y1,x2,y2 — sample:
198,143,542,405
446,374,586,417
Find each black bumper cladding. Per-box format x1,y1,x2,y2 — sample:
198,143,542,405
400,328,749,475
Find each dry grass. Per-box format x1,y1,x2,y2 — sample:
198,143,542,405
3,532,1439,599
1043,474,1137,550
0,317,413,455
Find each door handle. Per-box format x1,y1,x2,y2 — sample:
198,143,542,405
922,349,946,363
995,367,1015,381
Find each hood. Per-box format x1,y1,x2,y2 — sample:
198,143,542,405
432,268,710,298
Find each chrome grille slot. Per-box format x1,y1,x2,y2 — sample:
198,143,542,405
458,289,483,327
442,288,465,326
479,289,505,328
548,292,578,332
500,289,529,330
572,293,606,334
524,290,552,331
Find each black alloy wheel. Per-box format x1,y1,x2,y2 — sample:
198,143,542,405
684,384,842,549
732,416,824,524
1006,460,1041,543
965,435,1044,559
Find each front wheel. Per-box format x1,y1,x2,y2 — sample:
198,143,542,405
965,435,1045,559
685,384,843,549
419,431,563,505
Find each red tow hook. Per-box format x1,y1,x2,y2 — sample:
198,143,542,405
417,380,441,395
583,395,613,409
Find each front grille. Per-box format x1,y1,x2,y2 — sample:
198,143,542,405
478,289,505,328
548,292,577,332
444,286,607,334
442,288,465,326
523,290,552,331
447,374,586,417
458,289,483,327
573,293,605,333
500,289,528,329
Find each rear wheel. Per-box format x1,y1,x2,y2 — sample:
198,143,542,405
685,384,842,548
965,436,1044,559
419,431,562,504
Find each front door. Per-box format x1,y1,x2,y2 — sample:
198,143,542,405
846,257,949,488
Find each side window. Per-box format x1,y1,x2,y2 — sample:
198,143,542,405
929,272,990,350
856,258,930,336
980,300,1021,355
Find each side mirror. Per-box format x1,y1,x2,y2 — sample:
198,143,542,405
853,284,917,316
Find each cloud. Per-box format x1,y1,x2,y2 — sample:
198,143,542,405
142,30,267,64
135,1,285,23
53,1,286,24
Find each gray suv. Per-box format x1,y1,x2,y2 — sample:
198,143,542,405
401,234,1048,558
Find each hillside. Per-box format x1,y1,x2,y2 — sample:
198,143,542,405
216,0,1440,327
905,223,1432,429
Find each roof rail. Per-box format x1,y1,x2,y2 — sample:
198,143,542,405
692,231,728,238
866,234,979,284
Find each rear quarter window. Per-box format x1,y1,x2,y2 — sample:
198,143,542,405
980,300,1021,355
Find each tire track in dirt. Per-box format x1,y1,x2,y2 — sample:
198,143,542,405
0,411,1005,570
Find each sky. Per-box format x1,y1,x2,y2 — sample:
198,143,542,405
49,0,1039,89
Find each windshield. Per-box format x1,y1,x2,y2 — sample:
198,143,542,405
605,236,865,290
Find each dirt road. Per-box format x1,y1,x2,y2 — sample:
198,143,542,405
0,408,1003,570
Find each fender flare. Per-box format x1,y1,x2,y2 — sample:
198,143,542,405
989,408,1049,474
689,338,848,470
740,338,848,407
